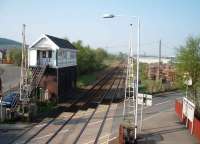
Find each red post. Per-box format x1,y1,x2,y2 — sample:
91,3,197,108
175,100,183,121
119,125,124,144
0,77,2,98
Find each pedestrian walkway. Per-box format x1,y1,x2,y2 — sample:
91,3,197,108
137,109,199,144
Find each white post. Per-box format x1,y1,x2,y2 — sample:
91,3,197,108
130,24,135,119
123,24,133,118
130,24,133,58
140,95,144,132
20,24,26,101
123,62,128,118
134,17,140,140
0,97,2,122
186,84,188,98
182,98,184,121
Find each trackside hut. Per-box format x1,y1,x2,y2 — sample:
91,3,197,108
29,34,77,102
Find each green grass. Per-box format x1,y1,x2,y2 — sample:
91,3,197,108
77,73,96,88
37,101,56,113
77,59,120,88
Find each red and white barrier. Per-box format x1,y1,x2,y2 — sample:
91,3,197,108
175,100,200,141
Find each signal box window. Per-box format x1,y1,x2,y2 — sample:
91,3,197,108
42,51,46,58
48,51,52,58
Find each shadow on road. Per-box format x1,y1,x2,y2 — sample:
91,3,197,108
137,127,186,144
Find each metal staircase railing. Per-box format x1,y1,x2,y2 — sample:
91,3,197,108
27,65,47,98
123,57,136,122
20,65,47,102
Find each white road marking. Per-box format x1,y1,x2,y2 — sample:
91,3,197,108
126,100,171,114
32,115,113,143
78,107,116,117
155,100,170,106
143,108,174,122
30,106,116,143
16,129,69,144
83,133,110,144
34,109,109,128
34,129,69,140
35,123,47,128
88,118,113,126
33,104,117,128
108,136,117,141
83,133,117,144
153,96,182,106
126,99,173,114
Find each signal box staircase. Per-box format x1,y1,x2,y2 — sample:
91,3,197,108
19,65,47,119
27,65,47,98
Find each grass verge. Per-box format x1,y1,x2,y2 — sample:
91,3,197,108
77,73,96,88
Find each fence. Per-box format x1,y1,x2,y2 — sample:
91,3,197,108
175,100,200,141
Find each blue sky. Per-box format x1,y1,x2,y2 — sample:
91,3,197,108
1,0,200,56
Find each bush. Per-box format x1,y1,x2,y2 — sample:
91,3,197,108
7,48,22,66
175,36,200,118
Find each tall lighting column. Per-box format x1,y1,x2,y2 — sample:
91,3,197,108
102,14,140,140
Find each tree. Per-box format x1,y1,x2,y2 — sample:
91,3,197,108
140,63,148,81
175,36,200,102
95,48,108,61
72,40,106,75
117,52,127,60
7,48,22,66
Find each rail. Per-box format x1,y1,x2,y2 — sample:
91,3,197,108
46,66,121,143
94,68,124,143
72,64,124,144
10,63,123,144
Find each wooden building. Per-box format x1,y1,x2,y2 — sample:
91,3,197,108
28,34,77,102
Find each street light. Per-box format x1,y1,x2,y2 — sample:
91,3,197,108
102,14,115,18
102,13,140,140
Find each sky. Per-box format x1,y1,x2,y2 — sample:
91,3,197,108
1,0,200,56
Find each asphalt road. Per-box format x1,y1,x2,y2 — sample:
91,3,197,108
110,91,184,141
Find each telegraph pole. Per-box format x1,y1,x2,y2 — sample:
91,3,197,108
157,40,161,80
20,24,29,116
20,24,25,101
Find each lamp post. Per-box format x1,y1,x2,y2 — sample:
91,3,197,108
102,14,140,140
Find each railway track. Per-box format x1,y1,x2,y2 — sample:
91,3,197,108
11,63,124,144
44,65,124,144
72,65,125,144
47,65,124,144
